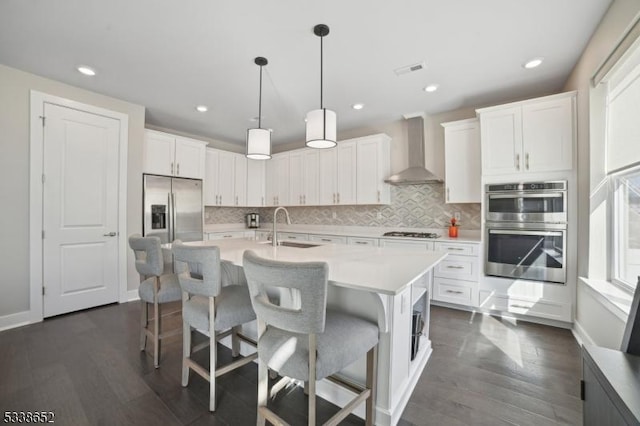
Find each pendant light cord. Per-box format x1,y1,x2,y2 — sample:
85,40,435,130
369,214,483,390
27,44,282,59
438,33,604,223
320,34,324,109
258,64,263,128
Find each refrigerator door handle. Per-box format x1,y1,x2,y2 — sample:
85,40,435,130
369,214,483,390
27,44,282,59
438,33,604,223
171,192,177,242
167,192,173,242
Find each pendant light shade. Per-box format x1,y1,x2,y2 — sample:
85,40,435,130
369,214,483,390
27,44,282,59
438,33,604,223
246,57,271,160
306,24,337,149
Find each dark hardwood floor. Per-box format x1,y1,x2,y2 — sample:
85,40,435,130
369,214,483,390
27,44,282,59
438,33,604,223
0,303,582,425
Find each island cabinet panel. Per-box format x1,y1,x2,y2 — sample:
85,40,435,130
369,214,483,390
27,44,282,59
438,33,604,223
442,118,481,203
388,286,412,410
478,91,575,176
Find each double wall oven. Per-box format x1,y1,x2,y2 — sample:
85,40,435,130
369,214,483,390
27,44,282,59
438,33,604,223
485,181,567,284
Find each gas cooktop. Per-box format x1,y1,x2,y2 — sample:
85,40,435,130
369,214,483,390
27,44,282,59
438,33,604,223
382,231,440,239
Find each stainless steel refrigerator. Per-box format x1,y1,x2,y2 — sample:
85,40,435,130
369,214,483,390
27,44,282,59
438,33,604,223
143,174,203,243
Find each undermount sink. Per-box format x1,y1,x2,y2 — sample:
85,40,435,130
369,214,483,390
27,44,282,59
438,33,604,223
278,241,319,248
258,240,319,248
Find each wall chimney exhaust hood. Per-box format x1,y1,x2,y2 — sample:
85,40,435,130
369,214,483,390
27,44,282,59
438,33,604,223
385,116,443,185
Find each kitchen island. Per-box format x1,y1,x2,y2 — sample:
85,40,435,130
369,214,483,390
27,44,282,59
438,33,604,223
170,238,447,426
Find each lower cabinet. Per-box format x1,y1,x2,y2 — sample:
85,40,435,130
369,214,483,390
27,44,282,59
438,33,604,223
205,231,248,240
308,234,347,245
478,290,568,321
347,236,379,247
432,241,480,307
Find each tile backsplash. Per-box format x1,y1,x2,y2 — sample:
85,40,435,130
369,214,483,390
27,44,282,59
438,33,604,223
205,184,481,230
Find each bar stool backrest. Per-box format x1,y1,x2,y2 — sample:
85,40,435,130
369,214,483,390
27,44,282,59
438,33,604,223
129,234,163,280
243,250,328,334
173,242,222,298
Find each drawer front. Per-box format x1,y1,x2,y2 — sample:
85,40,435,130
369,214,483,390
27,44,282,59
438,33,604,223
433,278,477,306
208,231,245,240
308,234,347,245
347,237,379,247
379,239,435,250
478,290,569,321
434,241,478,256
280,232,309,241
435,254,479,280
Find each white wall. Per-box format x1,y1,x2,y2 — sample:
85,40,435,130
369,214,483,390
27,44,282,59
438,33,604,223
0,64,145,319
562,0,640,347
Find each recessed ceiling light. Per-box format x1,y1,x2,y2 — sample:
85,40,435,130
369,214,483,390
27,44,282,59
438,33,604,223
523,57,544,69
77,65,96,76
424,84,439,93
352,103,364,110
196,105,208,112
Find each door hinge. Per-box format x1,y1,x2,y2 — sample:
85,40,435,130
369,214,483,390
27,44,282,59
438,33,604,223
580,379,585,401
39,115,46,126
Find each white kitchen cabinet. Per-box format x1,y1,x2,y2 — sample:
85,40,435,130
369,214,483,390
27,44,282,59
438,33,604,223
265,152,290,206
379,239,435,250
336,141,357,205
441,119,481,203
144,129,207,179
318,149,337,205
347,236,379,247
205,148,245,206
246,158,266,207
206,231,246,240
432,241,481,307
356,134,391,204
290,149,320,206
477,92,575,176
308,234,347,245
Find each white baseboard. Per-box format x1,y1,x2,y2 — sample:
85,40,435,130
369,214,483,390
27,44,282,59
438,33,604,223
0,310,32,332
572,319,595,347
127,289,140,302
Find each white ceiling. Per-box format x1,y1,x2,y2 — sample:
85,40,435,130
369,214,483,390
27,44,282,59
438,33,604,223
0,0,611,146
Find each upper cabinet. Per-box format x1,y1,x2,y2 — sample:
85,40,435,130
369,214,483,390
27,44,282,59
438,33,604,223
205,148,246,206
246,158,266,207
289,149,320,206
477,92,575,176
144,129,207,179
265,152,290,206
356,134,391,204
442,119,481,203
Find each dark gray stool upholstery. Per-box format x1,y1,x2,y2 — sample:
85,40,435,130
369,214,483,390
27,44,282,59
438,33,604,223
129,234,182,368
243,250,379,426
172,242,257,412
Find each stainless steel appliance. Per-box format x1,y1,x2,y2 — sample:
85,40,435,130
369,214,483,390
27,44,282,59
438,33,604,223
485,181,567,284
246,213,260,229
486,181,567,223
143,174,203,243
382,231,440,238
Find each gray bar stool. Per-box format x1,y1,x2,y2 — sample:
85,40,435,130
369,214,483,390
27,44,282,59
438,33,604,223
128,234,182,368
172,241,257,412
242,250,379,426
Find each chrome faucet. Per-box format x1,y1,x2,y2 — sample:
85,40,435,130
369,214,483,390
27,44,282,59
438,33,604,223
272,206,291,247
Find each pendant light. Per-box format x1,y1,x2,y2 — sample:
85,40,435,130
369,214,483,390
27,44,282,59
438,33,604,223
246,57,272,160
306,24,337,149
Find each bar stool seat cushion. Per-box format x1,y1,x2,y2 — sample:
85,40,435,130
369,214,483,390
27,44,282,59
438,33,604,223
138,274,182,304
258,309,378,381
183,285,256,332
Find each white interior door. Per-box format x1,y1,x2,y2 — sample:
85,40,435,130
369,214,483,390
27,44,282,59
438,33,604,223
43,103,120,317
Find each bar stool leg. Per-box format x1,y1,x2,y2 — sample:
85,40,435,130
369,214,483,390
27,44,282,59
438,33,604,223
153,299,160,368
139,300,148,351
256,319,267,426
182,321,191,386
308,334,317,426
209,297,217,412
365,345,378,426
231,325,241,357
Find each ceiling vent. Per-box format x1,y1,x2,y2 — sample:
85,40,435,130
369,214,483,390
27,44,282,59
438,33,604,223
394,61,426,76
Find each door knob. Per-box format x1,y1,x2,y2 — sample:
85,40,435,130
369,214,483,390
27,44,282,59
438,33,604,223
103,232,117,237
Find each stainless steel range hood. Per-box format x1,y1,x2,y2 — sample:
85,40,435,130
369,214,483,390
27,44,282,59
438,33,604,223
385,116,443,185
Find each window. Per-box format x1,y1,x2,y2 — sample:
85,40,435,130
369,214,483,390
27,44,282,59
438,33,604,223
613,168,640,290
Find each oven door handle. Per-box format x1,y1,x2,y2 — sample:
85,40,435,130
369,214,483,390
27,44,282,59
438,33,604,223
488,229,564,237
487,193,564,199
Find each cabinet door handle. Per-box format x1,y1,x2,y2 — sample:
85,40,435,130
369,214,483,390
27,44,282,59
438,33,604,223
446,265,465,269
333,193,336,204
445,290,464,294
303,194,306,204
377,190,381,203
177,163,180,175
223,234,233,238
525,153,530,170
235,196,238,205
446,187,450,202
355,241,368,245
321,238,332,242
103,232,117,237
447,247,465,251
515,154,520,170
337,193,340,204
171,162,174,174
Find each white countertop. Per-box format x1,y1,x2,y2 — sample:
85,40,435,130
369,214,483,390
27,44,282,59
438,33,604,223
204,223,481,243
168,238,448,296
